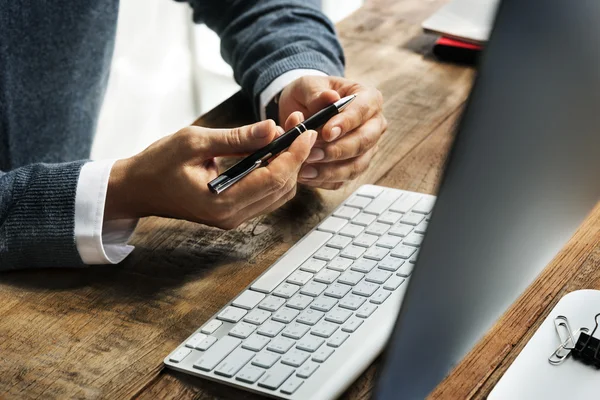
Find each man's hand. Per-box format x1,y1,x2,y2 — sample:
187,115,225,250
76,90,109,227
105,120,317,229
278,75,387,190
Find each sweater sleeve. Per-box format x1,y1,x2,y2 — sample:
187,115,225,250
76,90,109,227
176,0,346,118
0,161,87,270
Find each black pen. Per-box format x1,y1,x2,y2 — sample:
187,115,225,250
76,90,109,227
208,94,356,194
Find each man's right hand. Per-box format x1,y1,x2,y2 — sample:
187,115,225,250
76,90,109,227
105,118,317,229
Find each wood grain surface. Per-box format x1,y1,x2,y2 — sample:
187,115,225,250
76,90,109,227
0,0,597,399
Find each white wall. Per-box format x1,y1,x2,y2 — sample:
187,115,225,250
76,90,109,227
92,0,363,160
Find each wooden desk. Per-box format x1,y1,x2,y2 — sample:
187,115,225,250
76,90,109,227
1,0,598,399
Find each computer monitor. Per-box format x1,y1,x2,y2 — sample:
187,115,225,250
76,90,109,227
374,0,600,398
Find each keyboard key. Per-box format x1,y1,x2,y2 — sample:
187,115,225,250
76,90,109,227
363,246,389,261
214,347,255,378
338,293,367,311
257,320,285,337
281,322,310,340
251,230,331,293
297,335,325,352
169,347,191,363
396,262,415,277
364,191,401,215
338,223,364,238
300,281,327,297
353,233,379,248
185,333,207,349
334,206,360,220
328,332,350,348
415,221,428,234
391,244,416,259
313,346,335,363
281,349,310,368
338,270,364,286
326,235,352,249
313,246,339,262
376,234,402,249
412,197,436,214
272,307,300,324
297,361,320,378
356,303,378,318
389,194,419,213
229,322,257,339
197,335,218,351
400,212,425,226
310,295,338,312
232,290,266,310
286,293,313,310
317,216,348,233
356,185,383,198
370,289,391,304
297,309,325,325
201,319,222,334
324,307,352,324
365,222,390,236
342,317,364,333
236,365,266,383
311,320,339,338
345,195,372,209
280,375,304,395
365,269,392,284
194,336,241,372
403,233,425,247
352,213,377,226
383,276,405,291
388,223,413,237
244,309,272,325
327,256,354,271
267,336,295,354
218,306,247,323
352,281,379,297
242,333,271,352
340,244,366,260
286,270,313,286
350,258,378,273
258,365,295,390
258,295,286,312
378,211,402,225
299,258,327,273
314,269,340,284
409,250,420,263
252,351,280,368
378,255,405,271
323,283,352,299
273,282,301,299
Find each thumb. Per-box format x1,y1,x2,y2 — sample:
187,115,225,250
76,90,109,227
202,120,278,157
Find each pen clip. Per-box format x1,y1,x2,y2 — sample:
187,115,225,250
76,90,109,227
209,159,263,194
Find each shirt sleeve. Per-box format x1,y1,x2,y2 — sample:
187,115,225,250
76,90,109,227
74,160,138,265
259,69,328,121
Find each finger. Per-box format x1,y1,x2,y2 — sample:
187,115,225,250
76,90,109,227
300,181,345,190
284,111,305,131
299,147,375,184
196,119,279,157
306,115,385,163
305,89,341,115
322,87,383,142
233,181,298,227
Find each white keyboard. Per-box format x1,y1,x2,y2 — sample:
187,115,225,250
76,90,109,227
164,185,435,400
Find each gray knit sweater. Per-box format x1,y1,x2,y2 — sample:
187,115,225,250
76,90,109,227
0,0,344,270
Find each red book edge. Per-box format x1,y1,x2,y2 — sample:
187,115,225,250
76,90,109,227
436,37,484,51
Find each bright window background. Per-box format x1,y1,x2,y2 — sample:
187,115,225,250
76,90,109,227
92,0,363,160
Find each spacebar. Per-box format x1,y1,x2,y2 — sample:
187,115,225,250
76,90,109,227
251,230,332,294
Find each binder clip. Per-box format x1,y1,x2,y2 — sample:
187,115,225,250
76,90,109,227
548,313,600,367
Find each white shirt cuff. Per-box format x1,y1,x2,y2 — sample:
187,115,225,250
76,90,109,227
74,160,138,265
259,69,328,121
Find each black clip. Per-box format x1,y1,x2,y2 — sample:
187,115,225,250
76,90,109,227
571,313,600,368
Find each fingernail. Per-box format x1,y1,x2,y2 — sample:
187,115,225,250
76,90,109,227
252,121,271,138
300,166,318,179
330,126,342,141
277,126,285,136
307,148,325,162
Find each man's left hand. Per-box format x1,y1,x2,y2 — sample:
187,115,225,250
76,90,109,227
278,75,387,190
